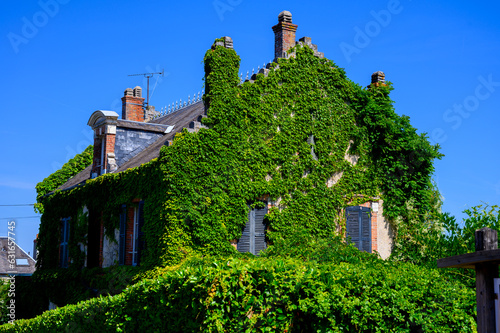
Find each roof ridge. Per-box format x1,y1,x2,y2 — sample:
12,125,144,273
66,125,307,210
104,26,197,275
152,91,204,121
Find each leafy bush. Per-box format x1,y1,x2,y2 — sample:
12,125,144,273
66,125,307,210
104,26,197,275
0,280,10,325
391,204,500,290
262,228,381,265
1,256,475,332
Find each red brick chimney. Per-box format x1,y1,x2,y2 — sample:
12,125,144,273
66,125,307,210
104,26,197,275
272,11,298,61
121,86,145,122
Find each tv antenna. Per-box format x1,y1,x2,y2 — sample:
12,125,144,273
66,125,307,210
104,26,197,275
128,69,164,107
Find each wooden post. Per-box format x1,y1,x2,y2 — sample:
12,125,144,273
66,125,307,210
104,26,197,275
476,227,498,252
437,227,500,332
475,227,498,333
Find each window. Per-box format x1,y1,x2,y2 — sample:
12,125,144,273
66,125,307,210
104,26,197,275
131,207,139,265
346,206,371,253
237,202,267,255
307,134,318,161
16,259,29,266
131,202,145,266
60,217,71,268
119,201,144,265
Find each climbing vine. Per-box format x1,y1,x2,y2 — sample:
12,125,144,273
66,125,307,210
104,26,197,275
37,40,441,269
35,145,93,213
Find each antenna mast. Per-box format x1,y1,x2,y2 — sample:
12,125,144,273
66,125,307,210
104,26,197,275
128,69,164,107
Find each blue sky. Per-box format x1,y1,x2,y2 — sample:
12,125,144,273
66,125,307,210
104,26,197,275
2,0,500,255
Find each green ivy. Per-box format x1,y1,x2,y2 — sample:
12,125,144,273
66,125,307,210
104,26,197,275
35,145,93,213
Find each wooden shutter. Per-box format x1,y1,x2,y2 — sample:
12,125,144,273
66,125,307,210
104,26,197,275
254,204,267,255
119,205,127,265
237,216,252,254
346,206,371,253
136,201,145,265
59,221,65,267
237,202,267,255
346,207,360,250
360,208,371,252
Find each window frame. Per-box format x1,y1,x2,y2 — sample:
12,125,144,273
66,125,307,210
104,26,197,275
118,201,144,266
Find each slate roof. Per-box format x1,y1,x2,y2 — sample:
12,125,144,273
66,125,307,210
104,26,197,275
116,101,204,172
57,101,205,191
0,237,36,276
58,165,92,191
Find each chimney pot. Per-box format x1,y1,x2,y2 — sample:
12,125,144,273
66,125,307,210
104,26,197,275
278,10,292,23
133,86,142,98
122,87,145,121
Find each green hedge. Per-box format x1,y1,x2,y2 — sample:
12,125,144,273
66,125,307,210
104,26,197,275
2,256,475,332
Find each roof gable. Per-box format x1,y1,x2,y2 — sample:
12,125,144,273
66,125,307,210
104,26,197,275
0,237,36,276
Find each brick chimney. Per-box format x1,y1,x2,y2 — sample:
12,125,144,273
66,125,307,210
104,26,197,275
369,71,386,88
272,11,298,61
121,86,145,122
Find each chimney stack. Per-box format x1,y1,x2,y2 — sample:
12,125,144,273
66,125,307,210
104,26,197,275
272,11,298,61
369,71,386,88
87,110,119,177
121,86,145,121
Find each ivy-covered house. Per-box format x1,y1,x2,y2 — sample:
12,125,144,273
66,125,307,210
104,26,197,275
36,11,440,270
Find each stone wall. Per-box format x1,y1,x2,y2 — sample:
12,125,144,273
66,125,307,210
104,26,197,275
114,127,163,167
